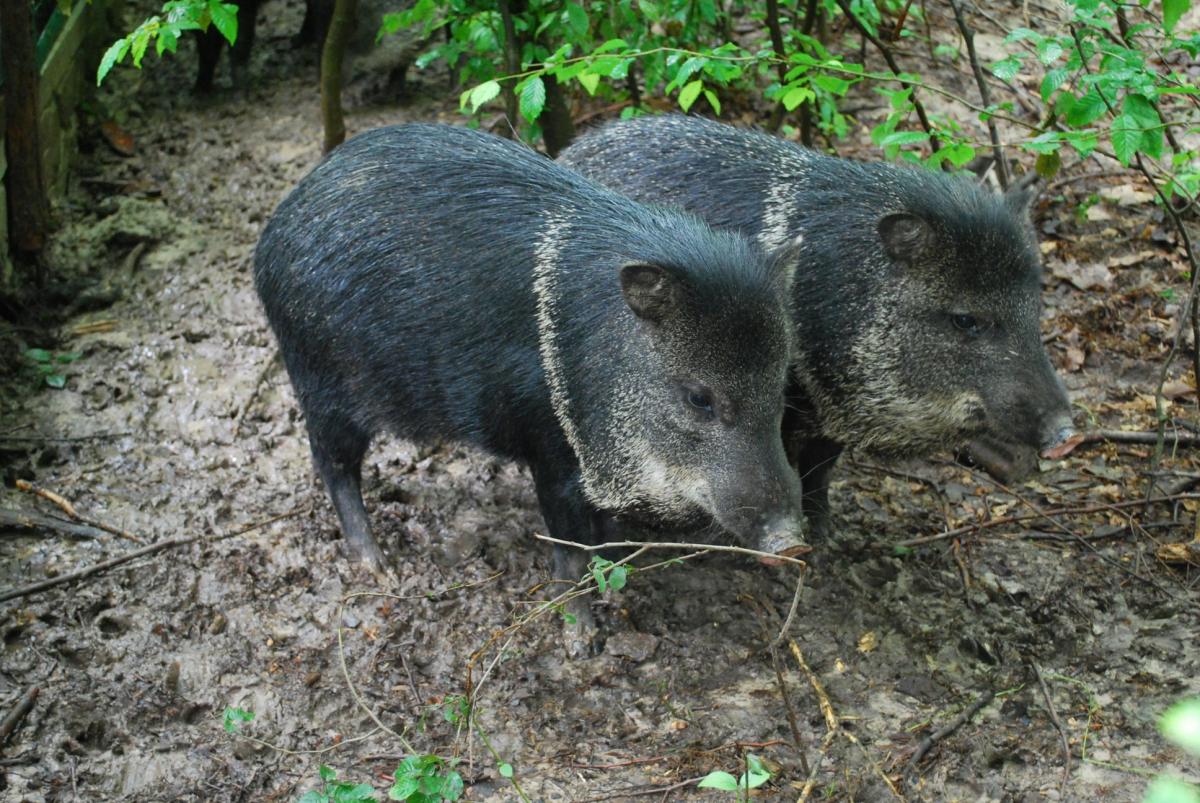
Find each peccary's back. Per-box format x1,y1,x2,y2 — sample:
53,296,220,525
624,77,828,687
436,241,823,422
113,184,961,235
254,123,777,453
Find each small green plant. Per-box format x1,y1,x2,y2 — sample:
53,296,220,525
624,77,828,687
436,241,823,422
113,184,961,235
23,348,82,389
388,755,464,802
298,765,377,803
1144,697,1200,803
697,753,772,800
588,555,628,593
221,706,255,733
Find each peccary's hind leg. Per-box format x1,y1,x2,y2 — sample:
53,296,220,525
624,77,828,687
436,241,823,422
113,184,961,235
787,435,843,544
307,416,388,572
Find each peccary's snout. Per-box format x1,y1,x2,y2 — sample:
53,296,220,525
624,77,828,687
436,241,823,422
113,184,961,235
710,450,808,560
1039,410,1078,458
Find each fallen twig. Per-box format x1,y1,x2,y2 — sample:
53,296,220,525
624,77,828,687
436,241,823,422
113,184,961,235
895,492,1200,548
0,687,39,746
576,776,708,802
903,690,995,785
533,534,808,569
0,506,307,603
0,508,107,540
15,479,142,543
1033,664,1072,793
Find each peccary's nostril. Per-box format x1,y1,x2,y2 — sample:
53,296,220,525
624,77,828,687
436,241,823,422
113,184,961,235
756,514,810,559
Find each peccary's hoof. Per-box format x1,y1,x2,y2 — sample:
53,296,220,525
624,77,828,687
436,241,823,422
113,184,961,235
563,598,604,658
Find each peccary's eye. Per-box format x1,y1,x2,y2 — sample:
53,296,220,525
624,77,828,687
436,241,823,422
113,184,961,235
952,313,982,334
688,390,714,413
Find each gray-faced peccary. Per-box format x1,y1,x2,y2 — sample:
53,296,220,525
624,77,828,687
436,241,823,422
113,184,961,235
559,115,1075,541
254,124,808,620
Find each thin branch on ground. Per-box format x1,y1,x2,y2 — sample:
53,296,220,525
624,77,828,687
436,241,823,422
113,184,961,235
895,492,1200,548
0,508,107,540
903,690,995,785
0,687,39,745
1033,664,1072,793
533,534,808,569
0,506,308,603
16,479,142,543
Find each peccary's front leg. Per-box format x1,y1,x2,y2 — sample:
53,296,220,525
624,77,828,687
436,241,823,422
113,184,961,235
530,460,605,657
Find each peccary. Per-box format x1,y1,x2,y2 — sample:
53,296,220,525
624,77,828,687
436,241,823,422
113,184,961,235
254,124,807,601
559,115,1075,541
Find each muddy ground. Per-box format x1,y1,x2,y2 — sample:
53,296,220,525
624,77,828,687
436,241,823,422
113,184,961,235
2,3,1199,801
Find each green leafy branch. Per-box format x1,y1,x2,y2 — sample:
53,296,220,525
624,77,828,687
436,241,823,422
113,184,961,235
97,0,240,85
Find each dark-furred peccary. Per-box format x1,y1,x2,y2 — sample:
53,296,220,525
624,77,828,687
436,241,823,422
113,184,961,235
254,124,808,604
559,115,1075,541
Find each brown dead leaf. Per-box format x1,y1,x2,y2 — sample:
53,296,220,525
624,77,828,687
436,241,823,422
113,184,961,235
1100,184,1156,207
857,631,878,653
100,121,136,157
1162,380,1196,400
1063,346,1086,373
1108,250,1159,268
1155,541,1200,566
1041,432,1085,459
1051,258,1114,291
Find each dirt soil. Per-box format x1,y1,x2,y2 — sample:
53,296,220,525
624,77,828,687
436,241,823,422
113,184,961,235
2,3,1199,801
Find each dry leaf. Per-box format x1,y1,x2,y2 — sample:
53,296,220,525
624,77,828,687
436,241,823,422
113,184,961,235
1156,541,1200,566
1100,184,1156,207
858,631,878,653
1108,250,1159,268
1051,258,1114,291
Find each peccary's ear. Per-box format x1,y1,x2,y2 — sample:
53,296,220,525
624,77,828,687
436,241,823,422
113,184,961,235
767,234,804,296
878,213,932,264
620,263,680,324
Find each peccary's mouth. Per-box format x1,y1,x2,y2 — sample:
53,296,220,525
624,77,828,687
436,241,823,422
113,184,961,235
957,436,1039,484
755,529,811,567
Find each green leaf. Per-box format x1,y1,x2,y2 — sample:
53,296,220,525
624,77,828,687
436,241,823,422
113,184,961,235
697,771,739,791
577,71,600,95
781,85,814,111
442,772,464,800
208,0,239,45
332,783,377,802
320,765,337,782
813,74,850,95
1143,777,1200,803
499,763,514,778
1124,93,1161,127
1161,697,1200,754
563,2,588,37
703,89,721,115
222,706,255,733
97,39,129,85
467,80,501,113
1035,151,1062,178
878,130,930,147
56,351,83,363
45,374,67,389
1065,90,1107,127
608,565,627,591
1111,115,1142,165
24,348,52,363
991,56,1022,81
678,80,703,112
1036,38,1064,65
591,565,608,593
518,77,545,123
297,793,328,803
388,778,419,799
1040,68,1069,101
1163,0,1189,33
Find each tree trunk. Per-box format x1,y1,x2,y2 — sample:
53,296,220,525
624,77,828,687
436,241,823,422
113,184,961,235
320,0,358,153
540,75,575,157
1,0,51,268
498,0,521,137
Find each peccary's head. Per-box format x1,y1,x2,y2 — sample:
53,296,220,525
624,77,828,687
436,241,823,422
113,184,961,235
806,178,1074,480
538,210,808,554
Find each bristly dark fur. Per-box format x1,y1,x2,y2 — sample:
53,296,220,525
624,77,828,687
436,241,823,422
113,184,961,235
254,123,806,601
560,114,1074,540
